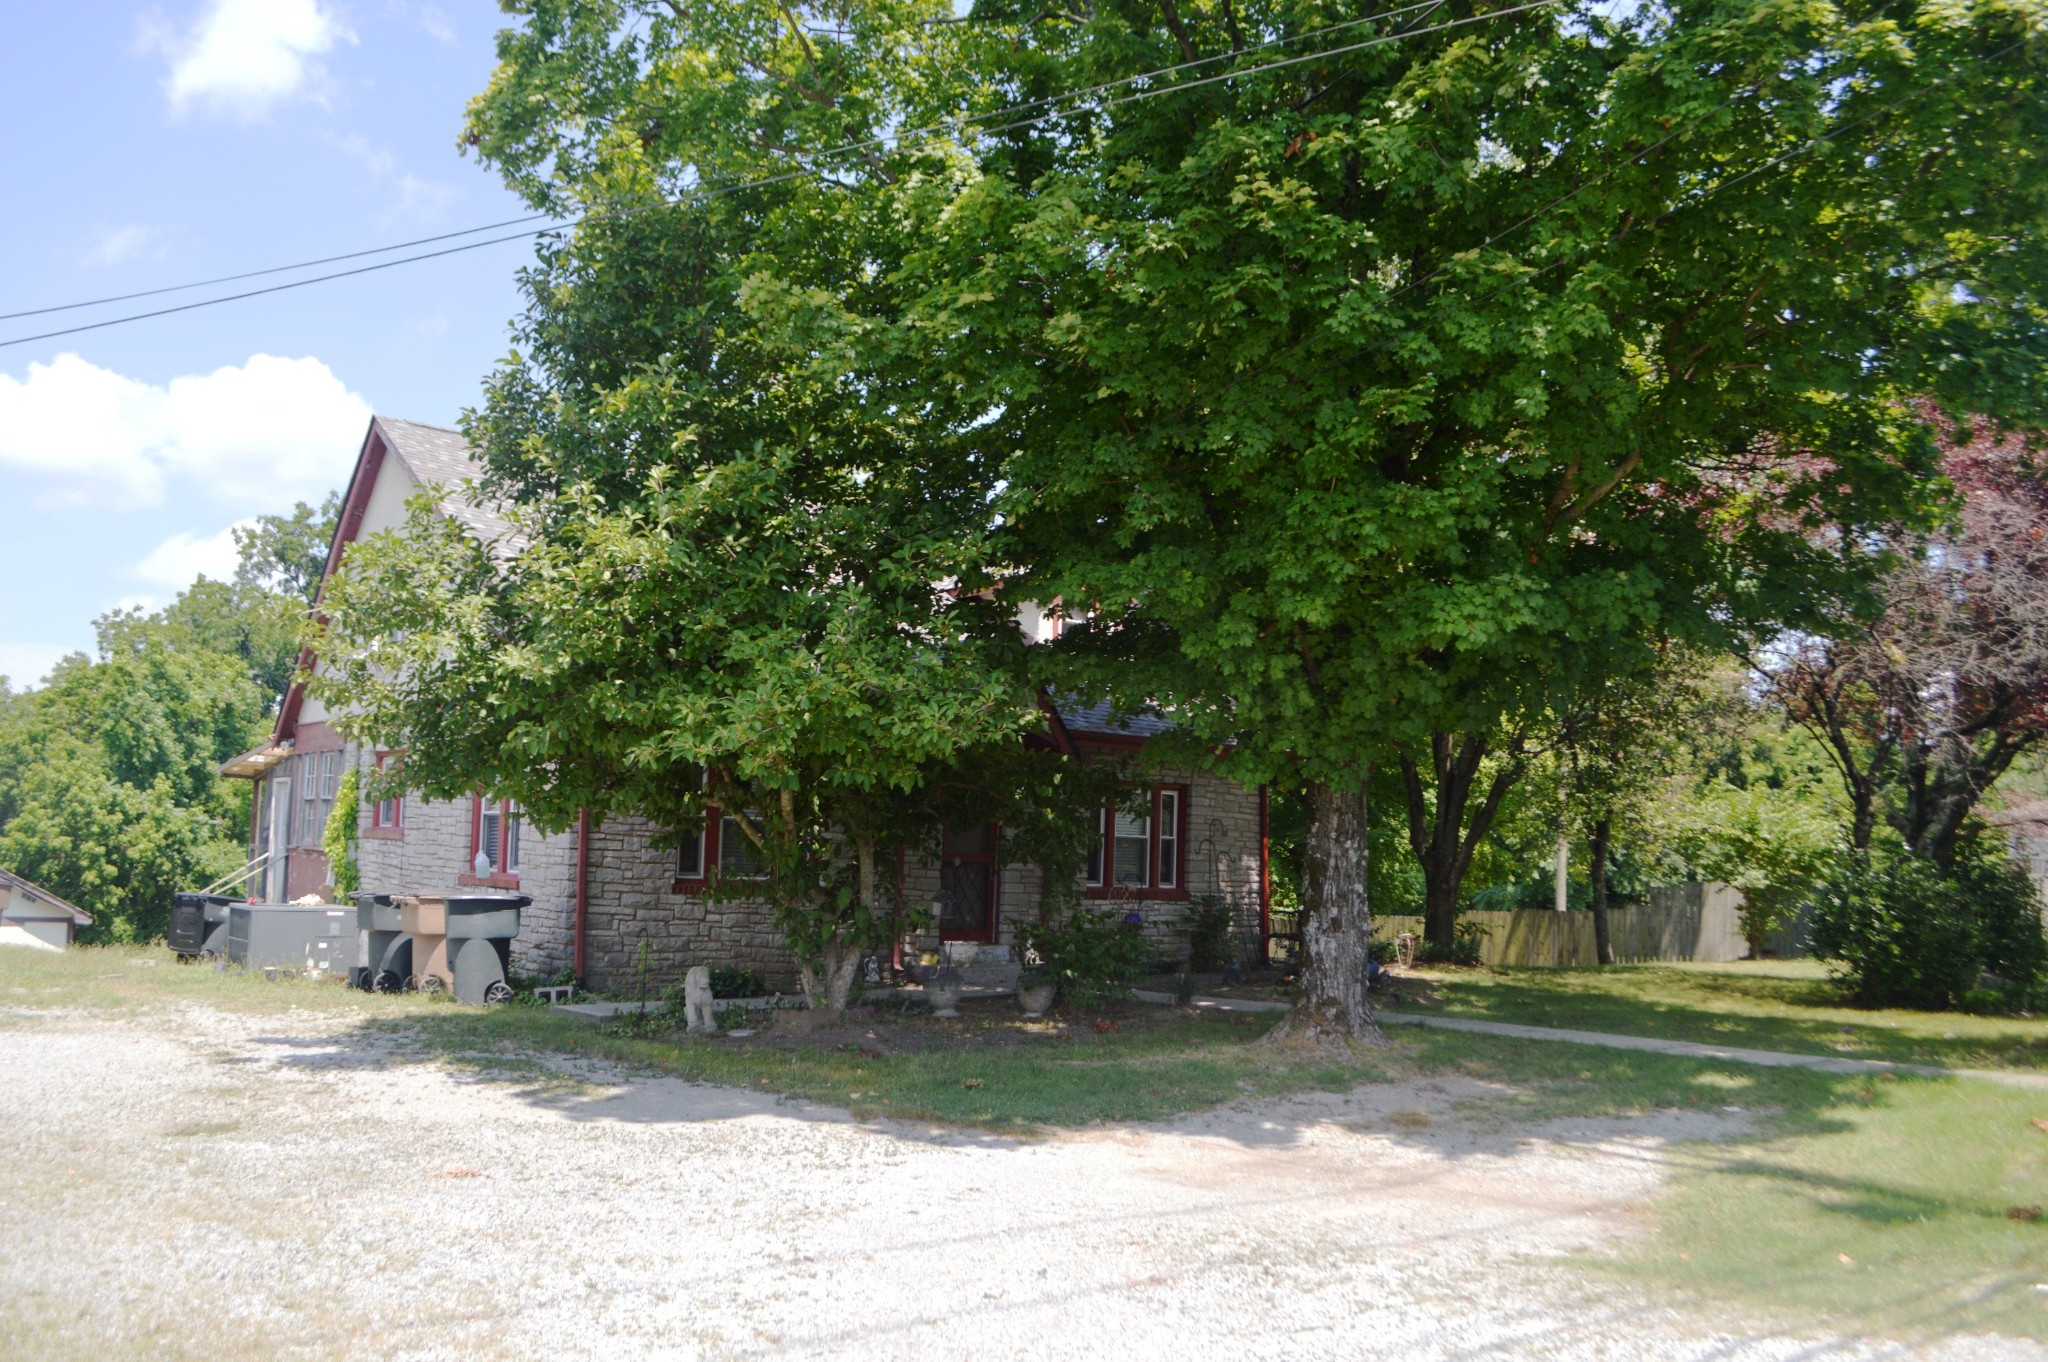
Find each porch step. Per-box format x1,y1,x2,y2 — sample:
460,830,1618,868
940,942,1021,990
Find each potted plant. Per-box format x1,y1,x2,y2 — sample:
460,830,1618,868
1016,969,1057,1018
924,965,965,1018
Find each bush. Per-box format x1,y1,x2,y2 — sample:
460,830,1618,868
1018,905,1147,1007
709,965,766,999
1413,918,1491,967
1810,844,2046,1010
1185,896,1233,972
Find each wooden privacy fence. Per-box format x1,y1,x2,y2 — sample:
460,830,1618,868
1374,882,1789,968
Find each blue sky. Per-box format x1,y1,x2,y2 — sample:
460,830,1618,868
0,0,541,687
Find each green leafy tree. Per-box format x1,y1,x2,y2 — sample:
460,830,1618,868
235,494,342,605
93,495,339,700
323,764,362,897
0,649,266,941
452,0,2045,1037
863,1,2045,1035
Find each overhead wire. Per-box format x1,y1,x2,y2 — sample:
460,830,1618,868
3,0,1462,327
0,0,1554,349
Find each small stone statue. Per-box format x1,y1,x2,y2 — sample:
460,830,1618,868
682,964,717,1034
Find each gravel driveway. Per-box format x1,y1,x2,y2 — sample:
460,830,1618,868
0,1002,2037,1362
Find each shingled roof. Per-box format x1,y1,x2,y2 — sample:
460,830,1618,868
372,416,524,554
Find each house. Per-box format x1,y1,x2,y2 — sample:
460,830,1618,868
0,868,92,948
220,415,1272,992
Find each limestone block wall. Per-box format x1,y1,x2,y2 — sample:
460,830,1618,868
899,767,1267,966
348,746,579,981
351,751,1266,993
578,812,797,994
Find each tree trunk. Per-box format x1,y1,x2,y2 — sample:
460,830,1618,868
1588,816,1615,966
1401,732,1528,955
800,833,881,1015
798,944,862,1014
1293,779,1382,1043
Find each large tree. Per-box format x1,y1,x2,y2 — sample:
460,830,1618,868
828,1,2045,1035
1768,416,2048,865
434,0,2046,1038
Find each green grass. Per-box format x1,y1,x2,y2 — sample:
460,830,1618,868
11,943,2048,1340
1400,959,2048,1071
383,1003,1382,1129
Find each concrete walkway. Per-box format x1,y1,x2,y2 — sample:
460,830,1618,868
1133,990,2048,1091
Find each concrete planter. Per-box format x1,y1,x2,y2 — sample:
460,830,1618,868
925,968,964,1018
1017,980,1057,1018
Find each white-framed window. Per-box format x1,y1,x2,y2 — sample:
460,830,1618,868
371,752,402,830
719,812,769,878
676,822,705,880
472,797,523,875
1085,786,1187,895
1113,806,1151,888
1157,789,1180,889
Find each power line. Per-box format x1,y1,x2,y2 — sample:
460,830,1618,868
0,0,1459,327
0,0,1553,350
0,212,564,324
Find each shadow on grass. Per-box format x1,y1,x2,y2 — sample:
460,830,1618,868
1406,963,2048,1072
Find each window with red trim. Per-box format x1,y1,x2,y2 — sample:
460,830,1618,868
670,803,770,892
469,795,523,882
370,752,402,831
1084,786,1186,898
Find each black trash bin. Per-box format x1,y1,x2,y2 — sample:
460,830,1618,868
168,892,238,960
398,893,529,1005
350,891,412,992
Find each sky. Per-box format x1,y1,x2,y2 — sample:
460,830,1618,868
0,0,542,688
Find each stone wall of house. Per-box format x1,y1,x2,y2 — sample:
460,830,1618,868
351,752,1267,994
348,746,579,982
578,813,798,994
899,766,1267,967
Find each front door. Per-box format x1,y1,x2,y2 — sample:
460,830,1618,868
937,824,997,943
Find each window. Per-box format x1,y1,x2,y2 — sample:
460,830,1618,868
371,753,402,831
1085,786,1187,898
719,812,769,878
471,797,523,878
1157,789,1180,889
676,822,705,880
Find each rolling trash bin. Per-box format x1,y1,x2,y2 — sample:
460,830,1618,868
351,891,412,993
168,892,238,960
397,893,529,1004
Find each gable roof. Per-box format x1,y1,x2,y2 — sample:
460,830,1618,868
1057,697,1178,743
0,868,92,925
270,415,517,747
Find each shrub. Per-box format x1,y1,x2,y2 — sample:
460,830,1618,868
1185,895,1234,972
1810,843,2046,1010
709,965,766,999
1413,918,1491,967
1018,905,1147,1007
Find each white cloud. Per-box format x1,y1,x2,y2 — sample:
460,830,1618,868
326,132,396,177
82,224,167,268
0,353,371,509
148,0,356,121
135,520,253,591
384,173,458,227
418,5,455,43
0,643,77,691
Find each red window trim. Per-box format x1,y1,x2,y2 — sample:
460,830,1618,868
363,751,403,839
670,805,718,895
937,824,1000,944
1084,784,1190,902
668,805,773,894
460,793,522,889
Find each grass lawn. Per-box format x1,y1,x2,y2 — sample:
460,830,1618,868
1393,958,2048,1071
8,943,2048,1341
